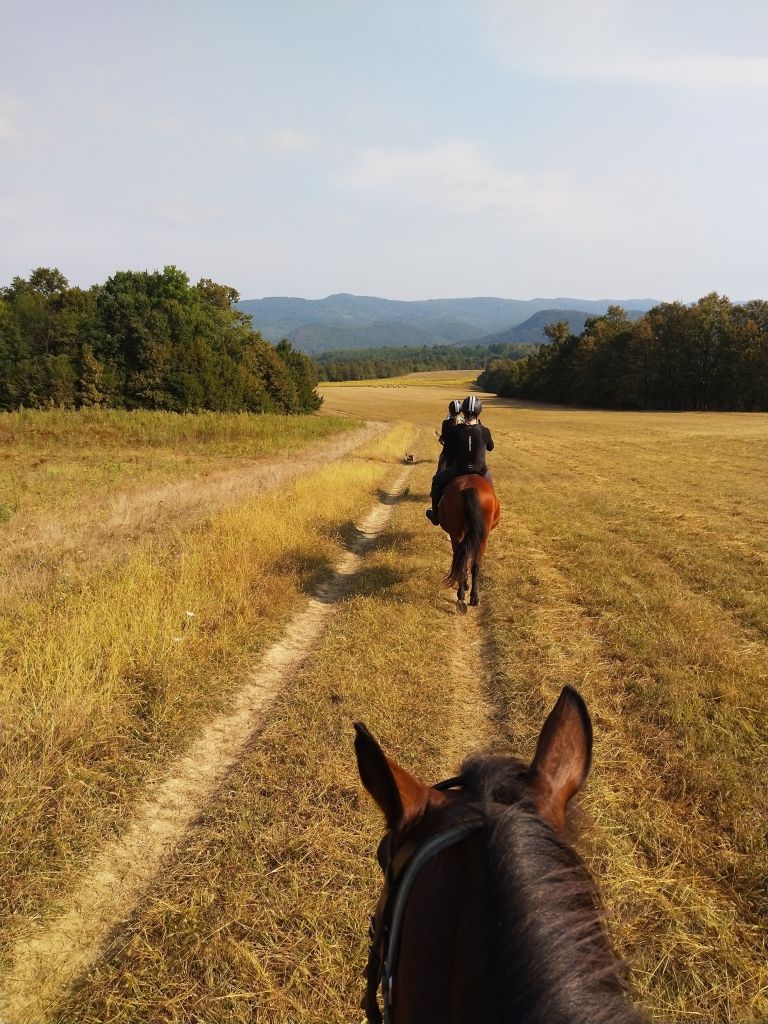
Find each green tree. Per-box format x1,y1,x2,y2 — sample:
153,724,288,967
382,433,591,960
78,343,105,407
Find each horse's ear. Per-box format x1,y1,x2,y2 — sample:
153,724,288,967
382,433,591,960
529,686,593,833
354,722,431,831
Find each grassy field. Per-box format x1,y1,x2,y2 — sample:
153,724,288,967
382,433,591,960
2,386,767,1023
324,367,478,388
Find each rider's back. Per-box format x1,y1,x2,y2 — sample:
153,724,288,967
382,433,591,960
444,421,494,475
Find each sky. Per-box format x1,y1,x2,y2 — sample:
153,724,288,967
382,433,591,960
2,0,767,302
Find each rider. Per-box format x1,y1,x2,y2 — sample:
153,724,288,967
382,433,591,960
437,399,463,472
426,395,494,525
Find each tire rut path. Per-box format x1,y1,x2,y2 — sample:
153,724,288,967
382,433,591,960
0,464,412,1024
439,600,496,779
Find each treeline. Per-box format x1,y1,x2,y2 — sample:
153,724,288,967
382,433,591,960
478,296,768,411
0,266,322,414
315,342,534,381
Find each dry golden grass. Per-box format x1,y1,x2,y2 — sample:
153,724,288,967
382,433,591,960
3,384,767,1023
0,416,405,968
0,407,358,522
0,409,365,616
0,409,359,527
325,385,767,1021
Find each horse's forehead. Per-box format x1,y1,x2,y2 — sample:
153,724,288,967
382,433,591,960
459,754,533,803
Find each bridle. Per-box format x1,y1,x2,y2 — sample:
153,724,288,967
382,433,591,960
362,777,486,1024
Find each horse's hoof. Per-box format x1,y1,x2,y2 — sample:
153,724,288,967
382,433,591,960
456,600,468,615
470,595,480,607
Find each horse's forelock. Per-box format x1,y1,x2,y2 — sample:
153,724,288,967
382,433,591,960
457,753,533,808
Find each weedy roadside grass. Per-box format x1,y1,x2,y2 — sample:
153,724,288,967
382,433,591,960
0,407,356,452
0,421,408,965
0,408,358,531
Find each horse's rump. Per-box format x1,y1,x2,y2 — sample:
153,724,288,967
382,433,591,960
440,475,499,591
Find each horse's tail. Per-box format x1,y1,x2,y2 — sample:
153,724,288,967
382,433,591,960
445,487,487,587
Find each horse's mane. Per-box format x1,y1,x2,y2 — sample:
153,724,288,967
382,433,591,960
458,753,649,1024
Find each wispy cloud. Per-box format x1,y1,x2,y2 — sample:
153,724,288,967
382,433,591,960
606,56,768,90
0,92,54,153
341,141,586,220
263,128,317,155
147,115,187,136
150,195,222,227
0,92,26,144
0,195,28,224
479,0,768,89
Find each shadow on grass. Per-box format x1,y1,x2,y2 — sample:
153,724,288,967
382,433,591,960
377,485,408,506
393,487,430,504
325,520,416,555
366,528,416,555
281,550,337,594
345,563,406,598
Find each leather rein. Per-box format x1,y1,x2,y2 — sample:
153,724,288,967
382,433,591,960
362,777,485,1024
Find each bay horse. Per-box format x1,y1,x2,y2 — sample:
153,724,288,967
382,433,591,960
438,474,500,610
354,687,648,1024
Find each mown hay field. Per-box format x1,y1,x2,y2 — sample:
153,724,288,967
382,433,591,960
1,384,767,1023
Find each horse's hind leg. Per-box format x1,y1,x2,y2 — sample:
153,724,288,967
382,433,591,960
469,559,481,606
457,559,468,604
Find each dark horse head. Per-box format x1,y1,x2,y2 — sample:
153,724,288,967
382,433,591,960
354,687,648,1024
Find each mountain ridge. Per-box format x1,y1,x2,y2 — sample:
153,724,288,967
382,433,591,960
236,293,660,353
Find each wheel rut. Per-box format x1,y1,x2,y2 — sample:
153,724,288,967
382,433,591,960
439,599,496,779
0,465,412,1024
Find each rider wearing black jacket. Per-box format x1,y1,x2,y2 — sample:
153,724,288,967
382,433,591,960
437,399,463,472
426,395,494,524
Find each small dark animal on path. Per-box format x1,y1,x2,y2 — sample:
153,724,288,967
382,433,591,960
354,686,648,1024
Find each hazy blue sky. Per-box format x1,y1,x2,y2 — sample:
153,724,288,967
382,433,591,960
2,0,767,300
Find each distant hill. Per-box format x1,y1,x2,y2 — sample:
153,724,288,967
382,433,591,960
475,307,647,346
285,319,487,354
237,293,659,353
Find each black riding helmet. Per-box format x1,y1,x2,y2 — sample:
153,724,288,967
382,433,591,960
461,395,482,417
448,399,462,415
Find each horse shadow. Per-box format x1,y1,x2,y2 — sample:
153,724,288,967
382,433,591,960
327,520,415,554
281,550,337,594
366,527,416,555
394,488,429,504
346,563,405,599
377,485,417,506
312,561,406,604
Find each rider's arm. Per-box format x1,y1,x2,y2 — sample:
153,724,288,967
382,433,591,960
483,426,494,452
